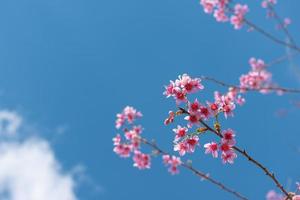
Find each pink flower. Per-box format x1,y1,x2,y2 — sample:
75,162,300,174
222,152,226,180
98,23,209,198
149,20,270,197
113,134,121,145
177,74,204,94
184,113,201,127
173,125,188,141
113,143,132,158
188,99,211,120
115,106,142,129
174,135,199,156
199,105,211,119
164,74,204,104
162,155,182,175
222,129,236,145
204,142,218,158
230,4,249,29
214,8,228,22
174,142,188,156
163,81,176,97
283,17,291,27
164,111,175,125
239,58,275,94
249,57,266,71
221,150,237,164
200,0,218,14
186,135,199,153
188,99,201,113
133,151,151,169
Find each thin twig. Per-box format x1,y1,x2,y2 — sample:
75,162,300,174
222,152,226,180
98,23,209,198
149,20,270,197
243,19,300,52
226,2,300,52
140,138,248,200
178,107,291,199
201,76,300,94
266,51,299,67
267,5,297,46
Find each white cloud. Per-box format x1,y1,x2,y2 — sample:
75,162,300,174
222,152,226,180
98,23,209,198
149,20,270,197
0,138,78,200
0,111,22,137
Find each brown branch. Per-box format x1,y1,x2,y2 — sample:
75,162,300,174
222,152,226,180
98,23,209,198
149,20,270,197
201,76,300,94
140,137,248,200
178,107,291,199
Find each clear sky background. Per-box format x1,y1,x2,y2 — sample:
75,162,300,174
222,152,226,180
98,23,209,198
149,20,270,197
0,0,299,200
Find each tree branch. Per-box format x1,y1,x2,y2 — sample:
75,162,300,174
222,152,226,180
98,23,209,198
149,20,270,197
140,137,248,200
200,76,300,94
178,107,291,199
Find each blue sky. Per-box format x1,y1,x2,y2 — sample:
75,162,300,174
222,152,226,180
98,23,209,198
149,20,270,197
0,0,299,199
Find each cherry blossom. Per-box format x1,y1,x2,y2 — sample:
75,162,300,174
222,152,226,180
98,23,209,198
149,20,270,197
174,142,188,156
173,125,188,142
230,4,249,29
133,151,151,169
162,155,182,175
113,143,132,158
113,107,151,169
163,74,204,104
174,135,199,156
221,150,237,164
204,142,219,158
240,57,274,94
283,17,291,27
115,106,142,129
222,129,236,146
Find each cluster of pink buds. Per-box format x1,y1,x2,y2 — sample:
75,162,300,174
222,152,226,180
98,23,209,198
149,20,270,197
113,106,183,174
199,0,249,29
239,57,277,94
164,74,243,164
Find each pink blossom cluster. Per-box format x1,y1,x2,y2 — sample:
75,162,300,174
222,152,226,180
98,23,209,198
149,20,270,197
162,155,182,175
115,106,142,129
199,0,249,29
239,57,275,94
204,129,237,164
163,73,204,104
113,107,150,169
164,74,242,164
113,106,183,174
174,134,199,156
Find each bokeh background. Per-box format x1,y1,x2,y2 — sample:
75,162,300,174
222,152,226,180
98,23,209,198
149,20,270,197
0,0,299,199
